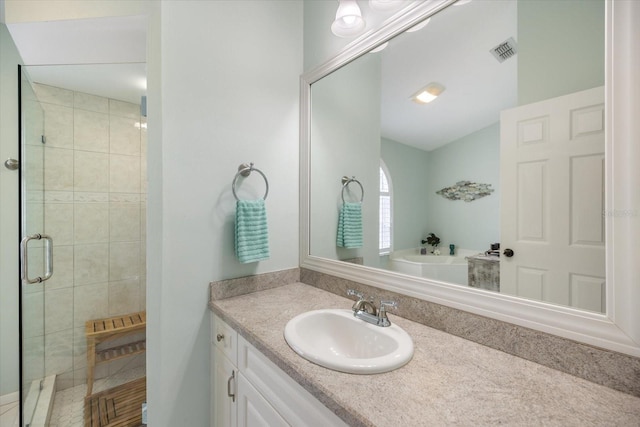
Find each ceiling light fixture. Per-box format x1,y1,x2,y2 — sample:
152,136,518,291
411,82,446,104
331,0,366,38
369,0,405,12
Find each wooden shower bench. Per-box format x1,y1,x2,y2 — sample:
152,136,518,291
85,311,146,396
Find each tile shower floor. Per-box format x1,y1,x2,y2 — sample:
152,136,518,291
49,366,146,427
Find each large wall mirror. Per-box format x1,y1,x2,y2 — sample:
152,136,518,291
301,0,640,357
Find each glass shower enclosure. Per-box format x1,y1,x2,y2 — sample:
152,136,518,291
19,65,50,426
18,63,148,427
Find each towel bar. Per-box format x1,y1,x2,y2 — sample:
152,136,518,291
232,163,269,201
341,176,364,203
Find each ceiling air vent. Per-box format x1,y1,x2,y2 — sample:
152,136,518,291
490,37,517,63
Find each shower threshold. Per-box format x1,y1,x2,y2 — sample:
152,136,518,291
24,374,56,427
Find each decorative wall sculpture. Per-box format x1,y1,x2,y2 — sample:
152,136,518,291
436,180,494,202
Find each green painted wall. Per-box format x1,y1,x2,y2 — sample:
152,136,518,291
426,123,500,252
518,0,604,105
381,122,499,255
310,53,381,267
381,138,430,252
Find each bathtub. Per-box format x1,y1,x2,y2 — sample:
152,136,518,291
389,250,469,286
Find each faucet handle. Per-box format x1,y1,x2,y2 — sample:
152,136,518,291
379,300,397,311
347,289,364,300
377,300,397,327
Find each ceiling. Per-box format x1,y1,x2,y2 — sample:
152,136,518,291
5,1,516,141
379,0,517,151
7,15,147,104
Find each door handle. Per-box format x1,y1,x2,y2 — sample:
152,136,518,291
20,233,53,284
503,248,514,257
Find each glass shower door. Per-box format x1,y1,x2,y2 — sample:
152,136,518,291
19,65,49,427
17,62,148,426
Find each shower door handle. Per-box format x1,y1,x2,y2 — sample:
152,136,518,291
20,233,53,284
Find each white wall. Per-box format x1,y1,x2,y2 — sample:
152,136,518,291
3,0,152,23
0,22,22,398
147,1,302,425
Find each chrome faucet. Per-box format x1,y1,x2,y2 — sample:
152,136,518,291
347,289,376,314
347,289,397,327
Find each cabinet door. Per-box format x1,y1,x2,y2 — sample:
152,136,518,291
238,336,349,427
212,346,237,427
237,372,289,427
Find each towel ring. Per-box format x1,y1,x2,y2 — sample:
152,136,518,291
341,176,364,203
232,163,269,201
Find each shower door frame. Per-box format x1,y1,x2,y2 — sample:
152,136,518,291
18,64,49,427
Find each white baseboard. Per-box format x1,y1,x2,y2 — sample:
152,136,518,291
0,391,19,406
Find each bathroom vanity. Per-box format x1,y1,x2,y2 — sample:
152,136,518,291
210,311,347,427
210,282,640,426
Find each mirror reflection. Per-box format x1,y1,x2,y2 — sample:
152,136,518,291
309,0,605,313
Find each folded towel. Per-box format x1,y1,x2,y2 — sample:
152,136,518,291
235,199,270,263
337,202,363,248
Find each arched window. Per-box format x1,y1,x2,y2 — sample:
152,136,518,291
379,162,393,255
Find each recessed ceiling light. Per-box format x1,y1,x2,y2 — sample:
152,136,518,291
411,82,446,104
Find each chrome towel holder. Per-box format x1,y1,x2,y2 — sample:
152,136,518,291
341,176,364,203
232,163,269,201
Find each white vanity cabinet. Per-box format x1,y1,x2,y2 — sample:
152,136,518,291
211,313,238,427
211,313,348,427
212,346,238,427
236,373,289,427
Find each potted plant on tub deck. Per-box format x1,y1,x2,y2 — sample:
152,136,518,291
421,233,440,255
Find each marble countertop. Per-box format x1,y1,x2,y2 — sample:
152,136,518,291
210,282,640,427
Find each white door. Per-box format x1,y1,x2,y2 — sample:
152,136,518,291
500,86,605,312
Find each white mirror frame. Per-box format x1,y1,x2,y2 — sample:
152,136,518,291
300,0,640,357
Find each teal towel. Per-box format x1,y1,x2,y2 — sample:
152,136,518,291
337,202,363,248
235,199,270,263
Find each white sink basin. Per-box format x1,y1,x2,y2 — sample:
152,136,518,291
284,309,414,374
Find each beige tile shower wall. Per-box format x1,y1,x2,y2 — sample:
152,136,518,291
32,83,147,391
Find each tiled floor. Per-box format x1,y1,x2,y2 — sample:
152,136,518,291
0,366,145,427
49,366,146,427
